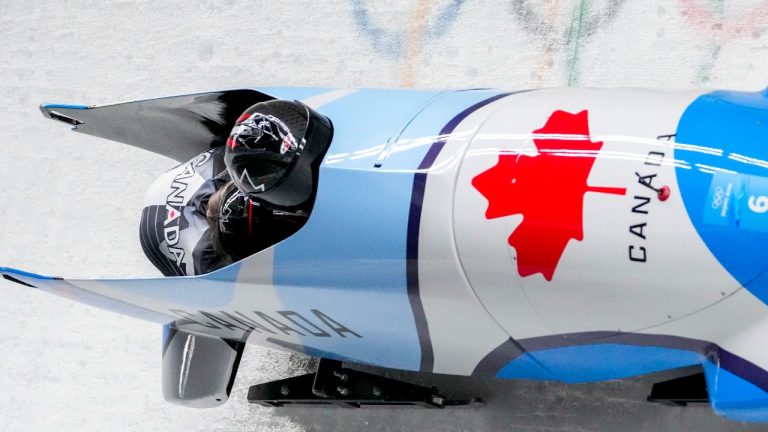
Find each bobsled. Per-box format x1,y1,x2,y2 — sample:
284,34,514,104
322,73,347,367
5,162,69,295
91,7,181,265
4,86,768,421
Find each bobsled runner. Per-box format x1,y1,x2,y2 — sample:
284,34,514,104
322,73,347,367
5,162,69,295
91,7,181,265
4,85,768,420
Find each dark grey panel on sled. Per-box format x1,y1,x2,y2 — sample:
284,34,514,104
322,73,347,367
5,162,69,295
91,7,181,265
162,325,245,408
40,89,274,162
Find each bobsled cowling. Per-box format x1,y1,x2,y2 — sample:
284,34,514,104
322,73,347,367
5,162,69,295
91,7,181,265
6,86,768,421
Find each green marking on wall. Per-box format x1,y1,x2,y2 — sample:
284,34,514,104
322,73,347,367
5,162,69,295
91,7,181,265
696,0,726,85
565,0,590,86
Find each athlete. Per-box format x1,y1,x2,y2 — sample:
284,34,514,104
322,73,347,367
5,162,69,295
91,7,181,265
139,99,333,276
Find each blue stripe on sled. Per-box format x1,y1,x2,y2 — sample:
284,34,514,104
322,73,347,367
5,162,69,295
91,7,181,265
497,344,701,382
0,266,56,280
675,90,768,304
40,103,89,110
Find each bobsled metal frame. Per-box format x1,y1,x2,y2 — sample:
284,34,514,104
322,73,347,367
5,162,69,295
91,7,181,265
247,358,482,408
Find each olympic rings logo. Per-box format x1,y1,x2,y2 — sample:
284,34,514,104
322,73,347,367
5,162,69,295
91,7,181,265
711,186,725,209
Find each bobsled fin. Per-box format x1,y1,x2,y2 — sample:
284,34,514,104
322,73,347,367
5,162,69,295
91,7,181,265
0,265,178,323
40,89,275,162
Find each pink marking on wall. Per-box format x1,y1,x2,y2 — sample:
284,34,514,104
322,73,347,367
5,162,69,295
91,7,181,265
679,0,768,40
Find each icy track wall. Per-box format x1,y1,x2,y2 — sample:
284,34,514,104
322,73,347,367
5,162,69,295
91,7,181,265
1,1,768,432
344,0,768,89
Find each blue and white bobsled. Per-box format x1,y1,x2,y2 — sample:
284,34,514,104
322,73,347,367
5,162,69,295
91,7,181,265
4,86,768,420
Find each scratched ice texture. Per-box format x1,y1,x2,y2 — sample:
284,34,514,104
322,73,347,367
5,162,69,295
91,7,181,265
1,0,768,431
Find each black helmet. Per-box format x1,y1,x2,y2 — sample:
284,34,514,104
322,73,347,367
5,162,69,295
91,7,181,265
225,100,332,208
214,180,309,260
217,182,253,237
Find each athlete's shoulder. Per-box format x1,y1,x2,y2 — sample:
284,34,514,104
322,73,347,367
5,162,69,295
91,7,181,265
143,147,226,208
139,147,227,276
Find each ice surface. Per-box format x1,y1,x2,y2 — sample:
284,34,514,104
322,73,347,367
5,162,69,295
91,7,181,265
1,0,767,430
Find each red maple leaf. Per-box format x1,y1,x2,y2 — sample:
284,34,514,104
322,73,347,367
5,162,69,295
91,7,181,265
471,110,626,281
